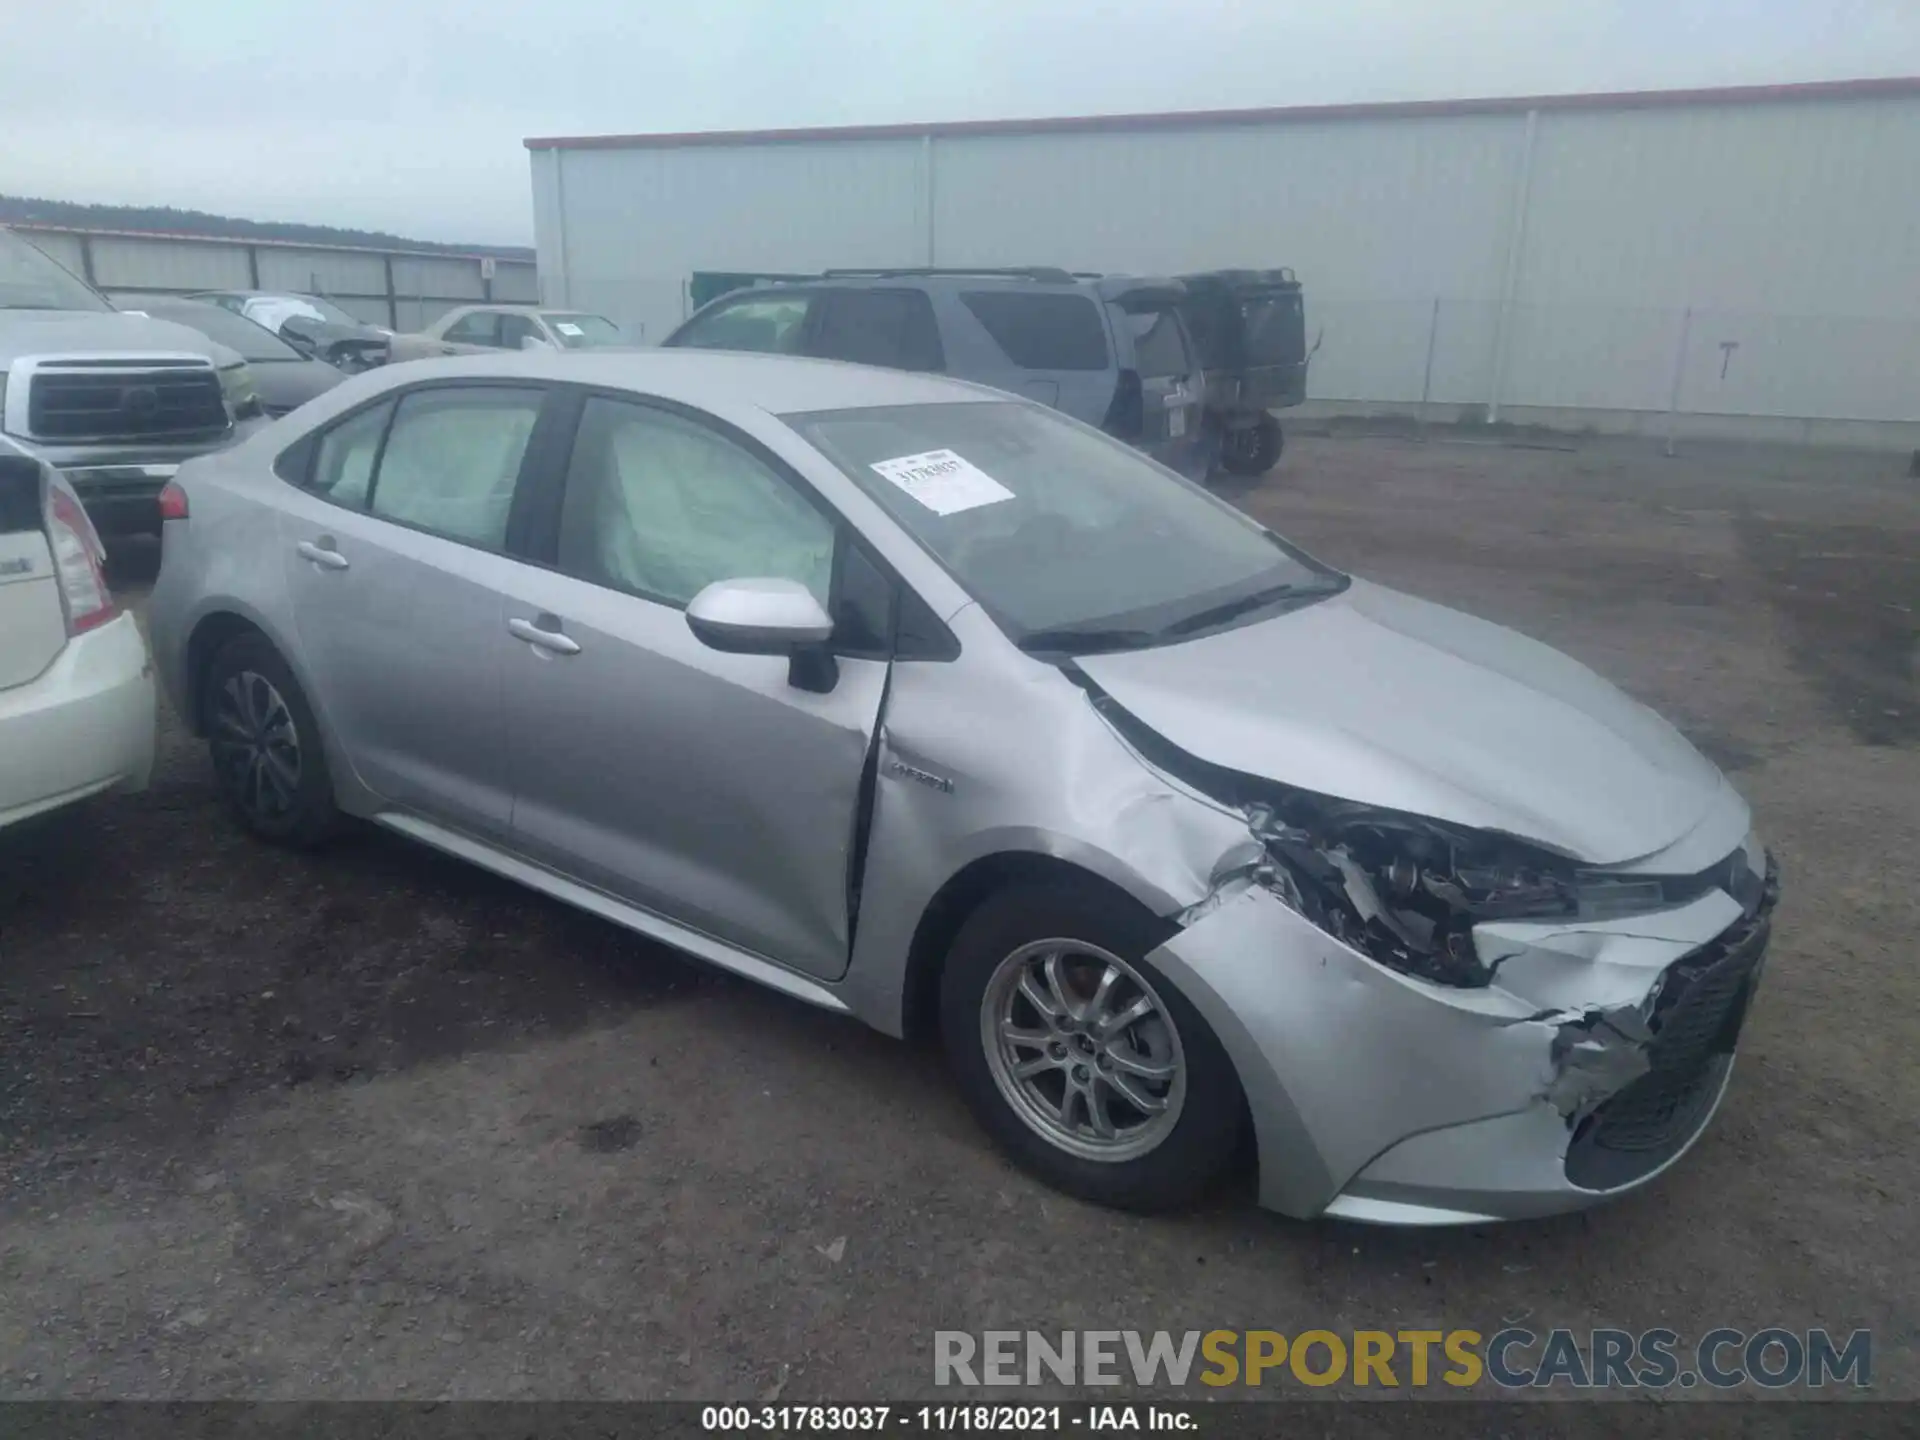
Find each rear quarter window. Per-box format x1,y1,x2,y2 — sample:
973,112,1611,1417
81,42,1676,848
1122,308,1192,378
959,291,1110,371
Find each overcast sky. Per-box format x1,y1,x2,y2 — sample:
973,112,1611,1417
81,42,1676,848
2,0,1916,247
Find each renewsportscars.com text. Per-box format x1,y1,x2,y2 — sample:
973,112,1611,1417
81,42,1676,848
933,1327,1871,1390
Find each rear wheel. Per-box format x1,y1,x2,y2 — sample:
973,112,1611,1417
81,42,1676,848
203,633,340,846
1219,414,1282,476
940,880,1244,1212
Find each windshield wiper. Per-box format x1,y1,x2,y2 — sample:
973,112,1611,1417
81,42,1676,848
1016,626,1163,655
1160,579,1342,638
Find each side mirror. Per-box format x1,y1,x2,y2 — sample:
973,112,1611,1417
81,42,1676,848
686,577,838,691
520,334,554,351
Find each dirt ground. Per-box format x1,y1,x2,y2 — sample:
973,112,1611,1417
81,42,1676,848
1,431,1915,1403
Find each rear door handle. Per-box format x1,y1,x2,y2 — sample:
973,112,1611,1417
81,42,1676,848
296,540,349,571
508,615,581,655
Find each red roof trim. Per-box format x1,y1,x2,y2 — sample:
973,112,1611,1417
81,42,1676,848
524,76,1920,151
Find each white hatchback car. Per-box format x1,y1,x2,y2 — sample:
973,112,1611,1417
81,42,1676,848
0,450,155,831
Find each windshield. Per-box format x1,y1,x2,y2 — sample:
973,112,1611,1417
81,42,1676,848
544,313,623,348
0,230,111,312
788,400,1342,647
137,301,304,361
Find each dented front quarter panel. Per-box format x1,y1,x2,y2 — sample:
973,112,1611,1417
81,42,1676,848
833,603,1768,1225
838,603,1252,1035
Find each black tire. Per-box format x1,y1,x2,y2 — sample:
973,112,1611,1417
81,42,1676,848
940,879,1245,1212
203,633,341,847
1219,414,1283,476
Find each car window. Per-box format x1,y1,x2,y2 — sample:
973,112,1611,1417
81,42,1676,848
368,387,542,548
810,289,944,372
789,400,1335,642
557,396,834,608
442,311,502,346
959,291,1109,371
671,293,814,354
498,313,540,349
308,400,393,508
543,313,623,348
1123,308,1191,378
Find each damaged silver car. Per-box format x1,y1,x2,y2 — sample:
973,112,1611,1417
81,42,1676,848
146,349,1778,1225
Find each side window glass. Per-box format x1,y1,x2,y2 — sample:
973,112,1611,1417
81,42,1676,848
443,311,501,345
308,400,393,508
368,386,542,549
811,289,945,371
960,291,1109,371
674,294,814,354
556,396,835,608
1124,308,1192,378
499,313,538,349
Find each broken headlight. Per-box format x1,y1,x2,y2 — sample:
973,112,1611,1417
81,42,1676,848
1247,799,1656,988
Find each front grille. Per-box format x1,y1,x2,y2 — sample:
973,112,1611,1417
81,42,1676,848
1565,855,1778,1190
25,360,229,442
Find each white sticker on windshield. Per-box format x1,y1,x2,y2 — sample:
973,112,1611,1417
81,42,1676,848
554,321,584,336
869,449,1015,516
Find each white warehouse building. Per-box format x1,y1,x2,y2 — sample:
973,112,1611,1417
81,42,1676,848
528,77,1920,448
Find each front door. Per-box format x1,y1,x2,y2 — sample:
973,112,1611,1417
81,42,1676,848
278,382,548,839
499,392,886,980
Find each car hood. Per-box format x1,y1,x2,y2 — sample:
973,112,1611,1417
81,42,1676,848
0,310,228,367
1075,578,1727,866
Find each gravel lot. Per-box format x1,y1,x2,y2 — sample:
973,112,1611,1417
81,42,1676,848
1,430,1915,1402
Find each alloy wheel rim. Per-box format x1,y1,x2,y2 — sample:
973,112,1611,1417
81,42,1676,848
211,670,302,820
980,939,1186,1162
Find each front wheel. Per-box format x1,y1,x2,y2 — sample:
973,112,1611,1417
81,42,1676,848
1219,414,1283,476
940,880,1245,1212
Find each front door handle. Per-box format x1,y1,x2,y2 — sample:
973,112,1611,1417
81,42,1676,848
508,615,581,656
296,539,349,571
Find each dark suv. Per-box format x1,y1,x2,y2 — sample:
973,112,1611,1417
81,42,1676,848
661,268,1211,482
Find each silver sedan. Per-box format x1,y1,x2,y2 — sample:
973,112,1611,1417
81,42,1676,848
146,349,1778,1224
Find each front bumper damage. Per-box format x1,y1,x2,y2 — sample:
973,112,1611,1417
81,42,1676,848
1144,835,1778,1224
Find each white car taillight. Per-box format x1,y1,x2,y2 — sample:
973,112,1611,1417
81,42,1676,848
46,487,118,636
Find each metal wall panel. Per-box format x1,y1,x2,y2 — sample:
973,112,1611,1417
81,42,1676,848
88,235,252,290
532,139,925,338
391,255,483,302
929,116,1527,301
255,246,389,295
21,230,87,275
490,262,540,302
534,90,1920,428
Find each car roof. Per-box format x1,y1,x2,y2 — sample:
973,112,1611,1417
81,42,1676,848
443,303,579,316
369,347,1006,415
716,270,1184,298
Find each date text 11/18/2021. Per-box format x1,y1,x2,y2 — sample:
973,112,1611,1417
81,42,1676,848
702,1405,1195,1432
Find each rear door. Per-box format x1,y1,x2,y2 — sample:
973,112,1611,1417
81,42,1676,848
952,288,1113,415
1111,297,1208,480
805,288,945,372
276,381,551,840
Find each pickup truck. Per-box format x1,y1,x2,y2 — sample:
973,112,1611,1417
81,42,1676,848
1,227,254,536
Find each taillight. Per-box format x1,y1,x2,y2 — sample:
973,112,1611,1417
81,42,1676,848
1103,368,1145,441
158,480,190,522
47,487,118,636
